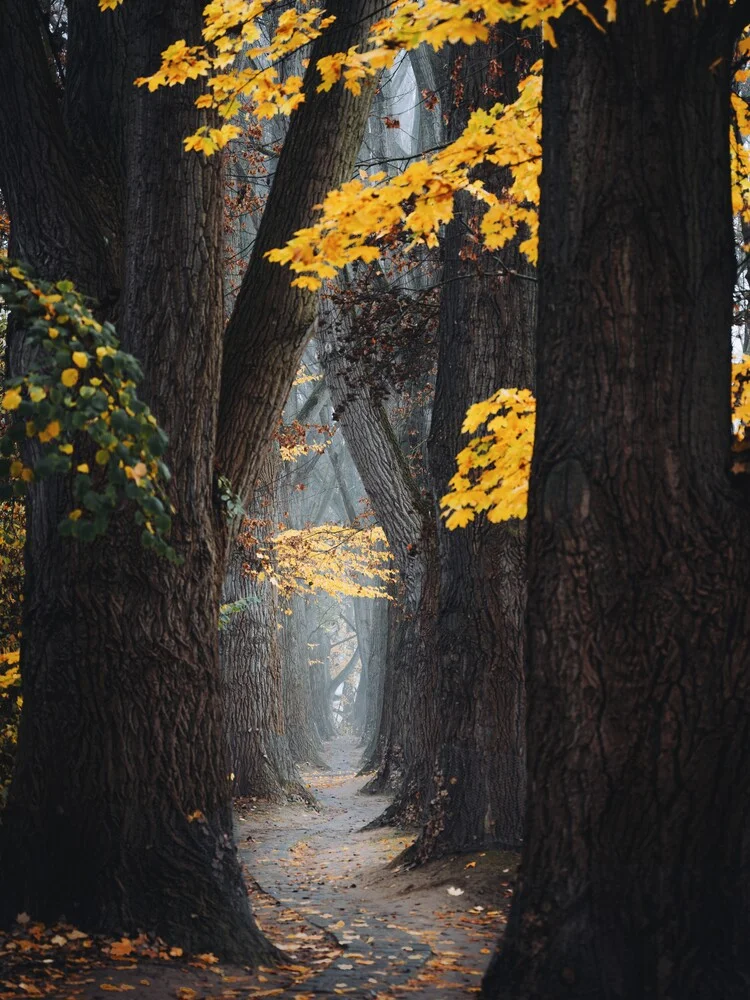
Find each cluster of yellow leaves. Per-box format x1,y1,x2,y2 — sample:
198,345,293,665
733,356,750,441
129,0,334,153
443,359,750,529
101,0,572,155
268,68,542,290
0,259,175,558
732,87,750,226
441,388,535,528
253,524,394,600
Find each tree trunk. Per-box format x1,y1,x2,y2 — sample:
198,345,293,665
408,26,538,863
281,595,328,768
221,460,308,803
0,0,273,961
309,613,336,741
216,0,383,508
484,4,750,997
319,303,440,824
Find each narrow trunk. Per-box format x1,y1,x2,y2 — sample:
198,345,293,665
309,619,336,741
217,0,382,507
485,4,750,997
221,460,307,802
281,595,328,768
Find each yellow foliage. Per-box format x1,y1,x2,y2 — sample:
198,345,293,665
267,69,542,289
443,360,750,529
733,356,750,441
244,523,394,601
441,389,535,528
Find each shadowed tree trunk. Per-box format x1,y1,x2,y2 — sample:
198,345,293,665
0,0,273,960
484,3,750,996
407,26,539,863
319,305,439,823
0,0,380,957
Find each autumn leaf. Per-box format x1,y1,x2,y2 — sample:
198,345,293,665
108,938,133,958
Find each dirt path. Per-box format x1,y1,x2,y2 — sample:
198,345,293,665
0,736,516,1000
238,734,517,999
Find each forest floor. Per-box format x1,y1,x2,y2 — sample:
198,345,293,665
0,736,517,999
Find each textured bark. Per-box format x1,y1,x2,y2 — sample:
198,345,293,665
221,460,308,803
217,0,382,508
408,28,538,863
0,0,273,961
484,4,750,997
319,308,439,822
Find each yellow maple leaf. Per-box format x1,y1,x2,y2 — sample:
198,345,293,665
2,388,22,411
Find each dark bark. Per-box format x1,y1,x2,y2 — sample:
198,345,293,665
484,3,750,997
217,0,383,509
407,27,538,863
0,0,274,962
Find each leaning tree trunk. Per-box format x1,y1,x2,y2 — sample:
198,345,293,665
484,3,750,998
0,0,272,961
408,26,539,863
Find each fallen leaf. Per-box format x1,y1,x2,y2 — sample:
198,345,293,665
446,887,464,896
109,938,133,958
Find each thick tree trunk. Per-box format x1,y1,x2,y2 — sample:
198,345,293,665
484,4,750,997
0,0,272,961
408,27,538,863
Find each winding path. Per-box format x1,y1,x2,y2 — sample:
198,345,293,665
238,735,512,998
